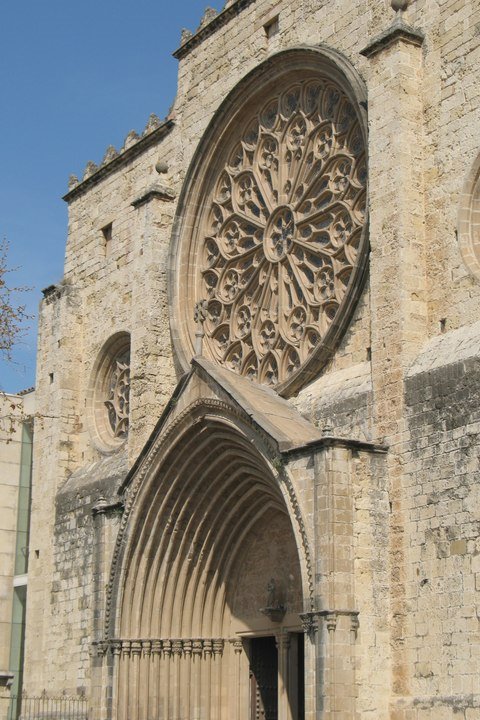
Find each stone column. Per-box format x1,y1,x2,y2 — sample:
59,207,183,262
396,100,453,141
141,640,151,720
300,614,318,720
230,639,243,720
110,642,121,720
202,639,213,718
192,639,203,719
314,445,357,719
361,6,426,704
151,640,162,718
276,632,291,720
213,639,225,719
129,641,142,720
90,498,109,720
183,640,192,718
118,641,131,720
171,640,183,719
162,640,172,719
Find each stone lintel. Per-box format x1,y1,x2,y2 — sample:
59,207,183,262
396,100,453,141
173,0,256,60
131,184,176,208
360,18,424,59
63,120,175,203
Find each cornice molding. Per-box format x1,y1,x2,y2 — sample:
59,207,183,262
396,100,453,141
360,18,424,58
131,183,176,208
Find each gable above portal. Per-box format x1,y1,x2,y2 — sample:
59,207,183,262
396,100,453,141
121,356,328,494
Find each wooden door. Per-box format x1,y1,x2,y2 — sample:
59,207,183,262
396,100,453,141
249,636,278,720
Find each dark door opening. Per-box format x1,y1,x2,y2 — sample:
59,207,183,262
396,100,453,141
249,636,278,720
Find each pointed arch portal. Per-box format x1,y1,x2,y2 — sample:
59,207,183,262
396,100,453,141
111,400,311,720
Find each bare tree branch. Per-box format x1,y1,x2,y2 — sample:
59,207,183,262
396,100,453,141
0,237,30,361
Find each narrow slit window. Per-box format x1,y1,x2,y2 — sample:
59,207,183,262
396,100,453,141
102,222,113,256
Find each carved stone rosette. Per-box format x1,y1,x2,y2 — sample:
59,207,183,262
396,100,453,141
172,51,368,396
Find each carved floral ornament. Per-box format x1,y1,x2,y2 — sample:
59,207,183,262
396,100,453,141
173,55,368,396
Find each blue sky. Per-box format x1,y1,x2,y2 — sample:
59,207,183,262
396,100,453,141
0,0,222,393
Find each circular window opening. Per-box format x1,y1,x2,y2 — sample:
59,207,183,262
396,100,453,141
89,332,131,452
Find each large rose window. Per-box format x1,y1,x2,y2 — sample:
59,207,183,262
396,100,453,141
172,57,368,396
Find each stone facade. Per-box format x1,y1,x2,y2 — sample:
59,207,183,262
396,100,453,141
23,1,480,718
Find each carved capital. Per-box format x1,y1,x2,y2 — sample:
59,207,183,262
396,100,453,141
230,638,243,655
93,640,107,657
142,640,152,656
275,633,291,652
151,640,162,655
163,640,172,658
300,612,318,640
192,639,203,656
183,640,193,657
172,640,183,656
111,641,122,657
203,639,213,657
326,612,338,633
131,641,142,657
212,639,224,656
121,640,131,657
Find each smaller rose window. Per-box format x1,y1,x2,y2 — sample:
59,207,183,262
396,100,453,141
88,333,131,452
458,152,480,281
104,350,130,439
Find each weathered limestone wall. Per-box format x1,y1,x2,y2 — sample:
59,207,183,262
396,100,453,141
398,325,480,717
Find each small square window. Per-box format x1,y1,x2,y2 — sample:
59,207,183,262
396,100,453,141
264,15,279,40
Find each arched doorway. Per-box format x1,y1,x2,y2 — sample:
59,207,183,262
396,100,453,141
111,401,310,720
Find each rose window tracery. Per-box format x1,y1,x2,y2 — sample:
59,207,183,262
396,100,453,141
196,78,367,389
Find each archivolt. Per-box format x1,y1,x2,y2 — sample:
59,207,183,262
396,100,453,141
106,399,313,643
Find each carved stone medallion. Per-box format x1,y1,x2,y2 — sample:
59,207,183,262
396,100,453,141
172,51,368,396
